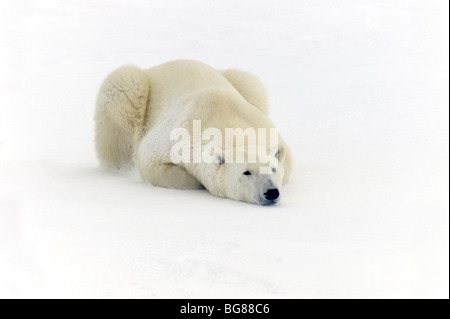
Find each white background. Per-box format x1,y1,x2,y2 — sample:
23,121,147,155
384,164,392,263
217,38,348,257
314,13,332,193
0,0,448,298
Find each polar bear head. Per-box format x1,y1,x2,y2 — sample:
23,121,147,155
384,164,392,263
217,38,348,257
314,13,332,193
198,146,289,205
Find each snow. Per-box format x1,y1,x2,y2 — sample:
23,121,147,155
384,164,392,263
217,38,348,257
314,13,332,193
0,0,448,298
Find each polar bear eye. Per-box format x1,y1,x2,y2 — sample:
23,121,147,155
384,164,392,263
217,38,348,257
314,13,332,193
243,171,252,176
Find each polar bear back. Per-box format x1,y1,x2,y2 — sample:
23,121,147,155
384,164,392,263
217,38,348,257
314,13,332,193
142,60,236,124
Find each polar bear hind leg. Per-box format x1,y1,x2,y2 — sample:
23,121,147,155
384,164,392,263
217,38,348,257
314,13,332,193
222,69,269,114
95,65,149,168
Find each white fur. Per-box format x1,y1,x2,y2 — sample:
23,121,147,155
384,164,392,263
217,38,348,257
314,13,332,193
95,60,293,205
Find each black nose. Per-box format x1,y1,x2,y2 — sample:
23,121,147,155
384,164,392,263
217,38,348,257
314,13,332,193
264,189,280,201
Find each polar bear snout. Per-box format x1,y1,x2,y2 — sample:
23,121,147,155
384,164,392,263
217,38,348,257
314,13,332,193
264,188,280,201
258,188,280,205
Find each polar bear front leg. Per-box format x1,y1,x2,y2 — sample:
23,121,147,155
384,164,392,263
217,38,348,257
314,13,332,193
140,162,204,190
136,141,204,190
136,121,204,190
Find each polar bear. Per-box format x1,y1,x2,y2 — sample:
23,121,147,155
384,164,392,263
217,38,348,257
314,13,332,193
95,60,292,205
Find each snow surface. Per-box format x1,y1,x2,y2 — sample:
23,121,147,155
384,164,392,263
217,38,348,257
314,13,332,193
0,0,448,298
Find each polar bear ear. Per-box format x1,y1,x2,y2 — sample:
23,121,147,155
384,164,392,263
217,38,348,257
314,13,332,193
275,146,286,162
216,154,225,165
